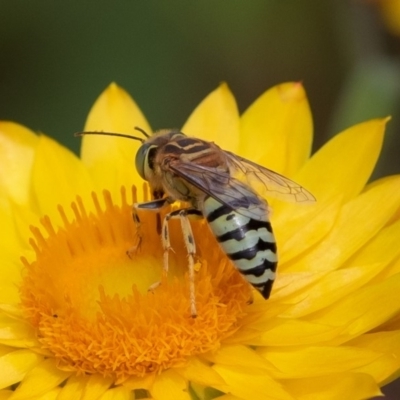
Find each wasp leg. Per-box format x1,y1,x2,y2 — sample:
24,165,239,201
127,198,169,258
161,208,203,317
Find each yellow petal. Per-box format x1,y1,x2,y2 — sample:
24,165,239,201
348,331,400,384
204,345,273,372
28,387,60,400
275,196,342,265
294,118,387,203
345,203,400,269
378,257,400,282
383,306,400,331
189,382,226,400
272,271,327,300
0,349,42,390
379,0,400,36
222,327,265,347
0,344,11,356
9,359,71,400
176,357,226,388
99,386,131,400
0,200,19,259
80,375,113,400
182,83,240,153
251,320,343,347
31,135,94,225
122,374,154,391
150,370,190,400
212,395,242,400
309,273,400,342
365,174,400,227
0,122,38,204
56,375,86,400
240,82,312,176
84,83,150,134
289,175,400,273
10,201,42,255
0,391,12,400
0,304,24,319
283,372,381,400
81,83,151,197
226,298,297,341
258,346,381,379
0,314,39,348
0,261,22,305
281,264,383,318
212,365,294,400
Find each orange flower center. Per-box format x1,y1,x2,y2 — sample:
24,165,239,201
20,187,251,382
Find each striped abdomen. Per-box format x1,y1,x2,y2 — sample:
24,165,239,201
202,196,277,298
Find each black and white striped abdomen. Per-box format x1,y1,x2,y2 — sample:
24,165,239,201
202,196,277,298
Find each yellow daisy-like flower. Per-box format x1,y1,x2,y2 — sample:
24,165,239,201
1,82,400,400
375,0,400,36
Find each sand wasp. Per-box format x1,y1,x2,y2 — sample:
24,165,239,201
76,128,315,316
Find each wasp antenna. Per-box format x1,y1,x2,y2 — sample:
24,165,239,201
74,131,144,143
134,126,150,138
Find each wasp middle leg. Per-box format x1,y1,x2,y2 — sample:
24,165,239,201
162,208,202,317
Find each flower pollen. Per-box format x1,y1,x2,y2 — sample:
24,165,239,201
20,187,251,382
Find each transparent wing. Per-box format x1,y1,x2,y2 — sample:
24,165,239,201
225,151,316,203
168,160,269,220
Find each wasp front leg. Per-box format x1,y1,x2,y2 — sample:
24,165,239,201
161,208,203,317
127,198,169,258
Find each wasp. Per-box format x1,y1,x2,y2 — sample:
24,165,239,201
76,128,315,316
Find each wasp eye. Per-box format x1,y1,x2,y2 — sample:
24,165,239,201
135,144,157,180
135,144,150,180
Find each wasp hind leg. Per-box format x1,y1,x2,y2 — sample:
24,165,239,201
160,208,202,318
127,198,169,258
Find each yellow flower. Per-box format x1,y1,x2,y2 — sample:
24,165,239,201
375,0,400,36
1,82,400,400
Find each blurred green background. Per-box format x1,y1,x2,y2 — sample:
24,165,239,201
1,0,399,181
1,0,400,397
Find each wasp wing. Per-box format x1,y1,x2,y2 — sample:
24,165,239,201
168,160,269,220
225,151,316,203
